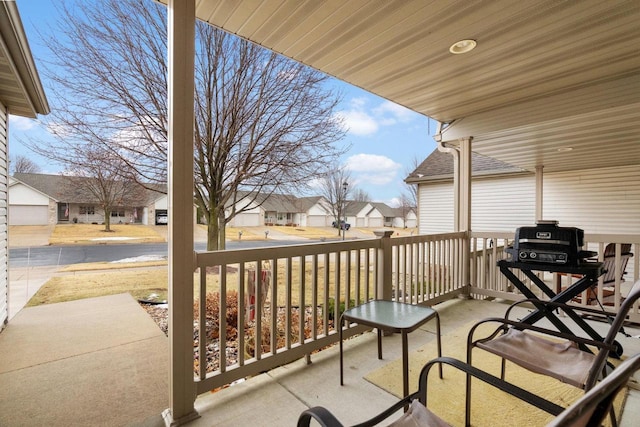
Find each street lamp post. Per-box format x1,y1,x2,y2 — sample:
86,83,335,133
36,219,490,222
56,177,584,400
342,181,348,240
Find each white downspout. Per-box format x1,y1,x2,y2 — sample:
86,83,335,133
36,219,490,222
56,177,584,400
435,122,460,231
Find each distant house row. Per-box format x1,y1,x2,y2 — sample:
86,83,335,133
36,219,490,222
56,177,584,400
9,173,416,228
9,173,167,226
227,193,417,228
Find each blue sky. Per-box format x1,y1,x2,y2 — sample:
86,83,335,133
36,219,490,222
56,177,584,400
9,0,437,206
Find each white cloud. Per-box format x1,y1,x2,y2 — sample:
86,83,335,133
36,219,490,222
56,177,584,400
345,153,402,185
9,116,37,131
388,197,401,208
374,101,414,125
335,110,378,136
336,98,416,136
45,121,72,138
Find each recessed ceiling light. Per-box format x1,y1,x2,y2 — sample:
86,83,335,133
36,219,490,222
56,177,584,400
557,147,574,152
449,39,477,54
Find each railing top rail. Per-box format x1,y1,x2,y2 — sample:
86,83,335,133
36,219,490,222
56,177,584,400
196,237,381,266
583,234,640,244
470,231,514,240
390,231,466,246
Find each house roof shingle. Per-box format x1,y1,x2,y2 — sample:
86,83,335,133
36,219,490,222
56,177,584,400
13,173,165,205
405,149,525,183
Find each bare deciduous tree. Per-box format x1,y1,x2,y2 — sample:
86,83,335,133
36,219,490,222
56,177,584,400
11,155,41,174
26,0,346,250
318,168,352,235
402,156,420,209
351,188,371,202
64,148,146,232
396,193,414,229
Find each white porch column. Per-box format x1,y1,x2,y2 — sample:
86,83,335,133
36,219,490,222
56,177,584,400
458,138,472,292
458,138,472,232
535,165,544,221
164,0,198,425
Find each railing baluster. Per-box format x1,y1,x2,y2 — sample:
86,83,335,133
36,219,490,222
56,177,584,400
286,257,292,350
323,252,329,336
334,251,340,326
312,254,318,340
345,249,351,309
270,259,278,355
299,255,305,345
238,263,245,367
355,249,361,305
219,265,227,372
255,261,262,360
198,267,206,380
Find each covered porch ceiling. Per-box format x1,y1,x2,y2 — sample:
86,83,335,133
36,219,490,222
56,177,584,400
177,0,639,174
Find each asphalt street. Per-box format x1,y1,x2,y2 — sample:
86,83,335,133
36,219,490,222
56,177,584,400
8,239,311,267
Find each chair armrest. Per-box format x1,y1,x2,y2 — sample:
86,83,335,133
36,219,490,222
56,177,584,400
297,407,344,427
466,316,616,353
297,393,419,427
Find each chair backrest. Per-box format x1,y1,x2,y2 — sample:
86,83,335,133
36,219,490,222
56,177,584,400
586,279,640,389
547,352,640,427
601,243,633,285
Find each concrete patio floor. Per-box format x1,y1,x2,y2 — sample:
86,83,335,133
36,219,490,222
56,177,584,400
1,294,639,426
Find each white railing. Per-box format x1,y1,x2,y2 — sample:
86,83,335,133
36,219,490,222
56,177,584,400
190,230,640,396
192,231,466,394
469,232,640,322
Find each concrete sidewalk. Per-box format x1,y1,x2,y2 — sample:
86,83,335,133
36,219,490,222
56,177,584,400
0,293,168,427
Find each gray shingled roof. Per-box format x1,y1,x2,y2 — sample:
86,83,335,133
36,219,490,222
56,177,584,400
405,149,525,183
296,196,324,212
13,173,165,205
345,201,369,216
369,202,397,217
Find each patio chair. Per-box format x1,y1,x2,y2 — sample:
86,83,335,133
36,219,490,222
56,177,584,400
556,243,633,305
297,354,640,427
466,279,640,427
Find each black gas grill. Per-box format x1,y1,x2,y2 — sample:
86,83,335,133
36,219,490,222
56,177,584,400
506,220,596,267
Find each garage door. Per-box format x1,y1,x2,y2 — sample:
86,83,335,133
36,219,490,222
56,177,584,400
368,218,384,228
9,205,49,225
307,215,327,227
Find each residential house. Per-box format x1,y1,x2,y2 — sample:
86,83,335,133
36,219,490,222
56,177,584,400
226,193,404,229
407,149,640,238
406,149,529,234
0,1,49,329
225,192,301,227
10,173,167,226
296,196,332,227
391,207,417,229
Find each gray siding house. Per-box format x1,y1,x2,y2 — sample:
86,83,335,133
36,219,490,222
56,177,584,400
0,2,49,328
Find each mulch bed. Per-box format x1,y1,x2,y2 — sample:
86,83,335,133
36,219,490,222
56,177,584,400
140,302,331,374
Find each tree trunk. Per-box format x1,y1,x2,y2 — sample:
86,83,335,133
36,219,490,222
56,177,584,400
217,210,226,251
206,209,220,251
104,208,112,232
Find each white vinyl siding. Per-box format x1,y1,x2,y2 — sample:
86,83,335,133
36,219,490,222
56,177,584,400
419,183,454,234
419,175,535,234
543,165,640,235
0,104,7,329
472,175,536,231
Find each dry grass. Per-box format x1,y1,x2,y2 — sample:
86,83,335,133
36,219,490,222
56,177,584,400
58,260,167,272
266,226,339,239
26,268,170,306
50,224,165,245
27,257,376,310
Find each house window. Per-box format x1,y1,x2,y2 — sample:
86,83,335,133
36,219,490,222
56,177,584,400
111,209,125,217
79,205,95,215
